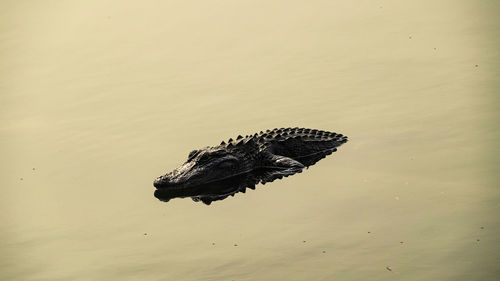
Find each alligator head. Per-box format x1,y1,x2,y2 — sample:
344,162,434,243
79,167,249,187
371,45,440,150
154,170,261,205
153,146,252,190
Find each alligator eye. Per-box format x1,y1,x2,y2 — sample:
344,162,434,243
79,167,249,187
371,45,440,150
199,153,210,162
218,161,235,169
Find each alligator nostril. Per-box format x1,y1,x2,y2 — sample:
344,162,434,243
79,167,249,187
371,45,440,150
153,177,164,188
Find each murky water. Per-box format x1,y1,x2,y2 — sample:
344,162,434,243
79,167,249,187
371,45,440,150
1,1,499,280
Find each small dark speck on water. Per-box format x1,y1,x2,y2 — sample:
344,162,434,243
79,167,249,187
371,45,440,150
322,251,326,253
475,64,479,67
144,233,147,235
477,239,480,242
409,36,412,39
32,168,35,170
303,240,306,243
234,244,238,247
480,226,484,229
368,231,371,234
20,178,23,181
212,242,215,245
400,241,404,244
386,266,392,272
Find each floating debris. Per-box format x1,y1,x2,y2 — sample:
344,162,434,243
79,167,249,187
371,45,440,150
477,239,480,242
303,240,306,243
322,250,326,253
480,226,484,229
386,266,392,272
234,244,238,247
20,178,23,181
400,241,404,244
144,233,147,235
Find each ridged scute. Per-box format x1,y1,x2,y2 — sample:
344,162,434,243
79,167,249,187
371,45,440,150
251,127,347,143
218,127,348,160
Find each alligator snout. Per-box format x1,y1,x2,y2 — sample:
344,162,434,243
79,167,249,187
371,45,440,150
154,160,199,189
153,173,177,188
153,171,188,189
153,176,166,188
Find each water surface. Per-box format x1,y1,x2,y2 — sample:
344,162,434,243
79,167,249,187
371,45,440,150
1,1,499,280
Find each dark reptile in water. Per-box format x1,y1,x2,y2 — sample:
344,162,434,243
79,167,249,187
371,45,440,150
153,127,348,204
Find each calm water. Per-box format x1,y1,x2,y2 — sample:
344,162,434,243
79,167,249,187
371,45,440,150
1,1,499,280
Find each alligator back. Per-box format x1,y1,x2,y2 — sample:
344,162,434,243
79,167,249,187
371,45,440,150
256,127,348,167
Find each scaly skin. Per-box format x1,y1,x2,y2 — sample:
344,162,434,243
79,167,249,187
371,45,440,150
153,128,348,202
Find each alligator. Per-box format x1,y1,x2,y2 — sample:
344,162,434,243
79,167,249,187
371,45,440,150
153,127,348,204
